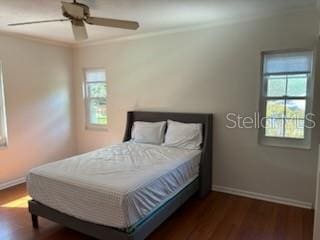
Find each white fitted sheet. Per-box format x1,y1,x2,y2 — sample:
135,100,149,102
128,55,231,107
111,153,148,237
27,142,201,228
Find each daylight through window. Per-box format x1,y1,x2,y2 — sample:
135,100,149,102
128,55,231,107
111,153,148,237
84,69,107,129
259,51,314,148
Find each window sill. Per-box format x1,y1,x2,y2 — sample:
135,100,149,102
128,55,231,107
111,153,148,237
85,125,108,132
0,143,8,150
259,137,311,150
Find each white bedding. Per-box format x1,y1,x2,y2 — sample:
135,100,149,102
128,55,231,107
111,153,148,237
27,142,201,228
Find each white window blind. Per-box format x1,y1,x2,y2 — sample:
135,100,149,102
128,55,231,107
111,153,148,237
264,51,313,74
0,64,8,147
259,50,314,149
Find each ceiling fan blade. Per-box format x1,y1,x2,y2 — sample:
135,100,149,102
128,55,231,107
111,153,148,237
71,20,88,41
62,1,85,19
8,19,70,26
85,17,139,30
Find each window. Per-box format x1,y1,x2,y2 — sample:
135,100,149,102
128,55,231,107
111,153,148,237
259,50,314,149
0,63,8,147
84,69,107,129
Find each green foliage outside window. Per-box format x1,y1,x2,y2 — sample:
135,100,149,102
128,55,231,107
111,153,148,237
88,82,107,125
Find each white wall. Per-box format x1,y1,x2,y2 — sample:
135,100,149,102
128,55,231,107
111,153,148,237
73,9,319,204
0,36,76,186
313,36,320,239
314,145,320,239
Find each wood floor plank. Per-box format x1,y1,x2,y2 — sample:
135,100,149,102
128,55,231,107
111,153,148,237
209,195,253,240
0,184,314,240
302,209,314,240
186,192,232,240
149,194,216,240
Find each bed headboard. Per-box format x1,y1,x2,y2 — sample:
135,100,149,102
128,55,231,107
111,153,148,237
123,111,213,197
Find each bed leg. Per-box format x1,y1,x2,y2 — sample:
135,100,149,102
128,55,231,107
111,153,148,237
31,214,39,229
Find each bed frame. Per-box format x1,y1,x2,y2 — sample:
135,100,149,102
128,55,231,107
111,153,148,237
28,111,213,240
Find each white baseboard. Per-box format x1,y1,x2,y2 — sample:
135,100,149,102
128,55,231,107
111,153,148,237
0,177,26,191
212,185,313,209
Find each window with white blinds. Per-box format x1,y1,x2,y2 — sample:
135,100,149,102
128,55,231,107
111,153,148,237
259,50,314,149
0,64,8,148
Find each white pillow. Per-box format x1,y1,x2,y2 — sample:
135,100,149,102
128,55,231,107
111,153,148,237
131,121,166,145
163,120,202,150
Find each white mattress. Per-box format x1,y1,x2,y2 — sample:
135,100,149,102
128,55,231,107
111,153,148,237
27,142,201,229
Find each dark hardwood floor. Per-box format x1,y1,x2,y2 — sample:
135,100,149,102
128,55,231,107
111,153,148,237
0,184,314,240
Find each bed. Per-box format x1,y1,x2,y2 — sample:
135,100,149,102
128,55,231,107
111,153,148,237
27,111,213,240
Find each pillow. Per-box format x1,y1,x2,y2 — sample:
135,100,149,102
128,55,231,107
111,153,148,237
163,120,202,150
131,121,166,145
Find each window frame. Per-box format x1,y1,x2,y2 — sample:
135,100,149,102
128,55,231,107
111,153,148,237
0,62,8,149
83,68,107,131
258,49,315,149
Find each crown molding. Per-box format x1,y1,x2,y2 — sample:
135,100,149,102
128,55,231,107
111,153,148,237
0,5,315,49
72,6,315,49
0,30,72,48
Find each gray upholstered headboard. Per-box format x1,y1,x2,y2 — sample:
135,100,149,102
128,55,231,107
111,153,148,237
122,111,213,197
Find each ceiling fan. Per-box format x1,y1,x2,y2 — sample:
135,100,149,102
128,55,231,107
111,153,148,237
8,0,140,41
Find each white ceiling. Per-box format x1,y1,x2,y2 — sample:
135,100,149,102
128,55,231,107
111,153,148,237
0,0,316,46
